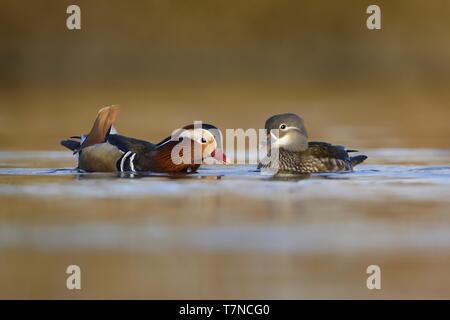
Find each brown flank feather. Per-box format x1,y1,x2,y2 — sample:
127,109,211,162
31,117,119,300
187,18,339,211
136,140,202,173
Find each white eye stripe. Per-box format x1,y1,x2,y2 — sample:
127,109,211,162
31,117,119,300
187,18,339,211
284,126,298,130
183,129,215,139
272,126,299,136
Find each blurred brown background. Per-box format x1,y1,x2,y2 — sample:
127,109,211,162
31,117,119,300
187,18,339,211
1,0,450,150
2,1,450,300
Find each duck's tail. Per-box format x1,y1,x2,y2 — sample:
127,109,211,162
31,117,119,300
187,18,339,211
60,138,81,152
350,155,368,166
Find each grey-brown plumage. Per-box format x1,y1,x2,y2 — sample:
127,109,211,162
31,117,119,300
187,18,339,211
258,113,367,173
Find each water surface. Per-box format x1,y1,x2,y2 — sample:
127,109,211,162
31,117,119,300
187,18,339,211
1,149,450,299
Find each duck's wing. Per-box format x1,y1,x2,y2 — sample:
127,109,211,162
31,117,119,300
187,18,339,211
308,141,367,167
106,134,155,154
307,141,350,160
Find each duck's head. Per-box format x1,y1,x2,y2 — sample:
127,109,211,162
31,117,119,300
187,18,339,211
264,113,308,151
155,124,229,168
177,124,229,164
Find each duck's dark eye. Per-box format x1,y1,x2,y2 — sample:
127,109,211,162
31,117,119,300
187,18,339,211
200,137,207,144
279,124,287,130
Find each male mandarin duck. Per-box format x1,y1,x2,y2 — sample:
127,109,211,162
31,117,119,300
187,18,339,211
60,106,229,173
258,113,367,173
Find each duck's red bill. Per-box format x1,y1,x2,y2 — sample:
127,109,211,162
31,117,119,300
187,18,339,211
211,149,230,164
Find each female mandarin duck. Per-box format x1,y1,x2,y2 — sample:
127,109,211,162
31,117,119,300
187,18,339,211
258,113,367,173
61,106,229,173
